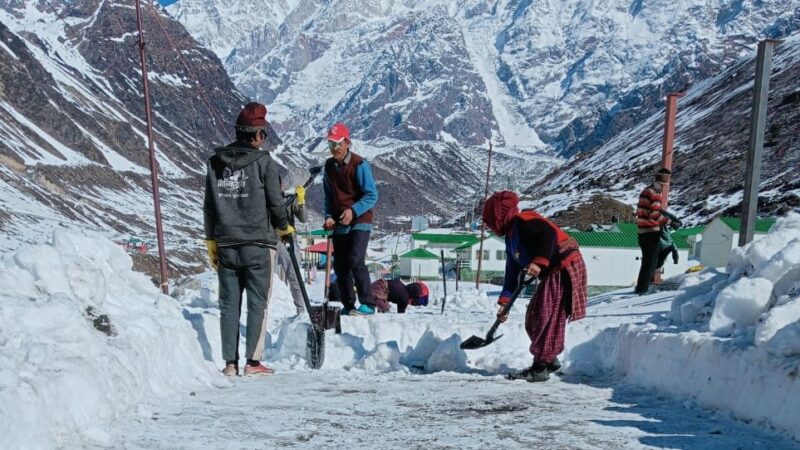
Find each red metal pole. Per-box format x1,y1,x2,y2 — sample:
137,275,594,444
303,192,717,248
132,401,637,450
135,0,169,295
475,142,493,289
660,92,684,210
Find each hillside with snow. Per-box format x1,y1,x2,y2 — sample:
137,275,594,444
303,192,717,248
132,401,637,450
0,0,260,273
529,34,800,225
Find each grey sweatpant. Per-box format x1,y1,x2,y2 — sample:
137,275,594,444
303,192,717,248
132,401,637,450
218,245,276,362
274,241,305,313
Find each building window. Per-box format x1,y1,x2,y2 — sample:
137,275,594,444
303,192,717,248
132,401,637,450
475,250,490,260
496,250,506,260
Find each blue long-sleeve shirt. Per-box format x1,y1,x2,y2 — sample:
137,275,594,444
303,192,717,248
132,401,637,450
323,152,378,234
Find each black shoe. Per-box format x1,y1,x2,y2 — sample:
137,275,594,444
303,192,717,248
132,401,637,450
506,363,550,382
546,357,561,373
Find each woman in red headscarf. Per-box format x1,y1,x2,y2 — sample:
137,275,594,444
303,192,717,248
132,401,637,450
483,191,588,382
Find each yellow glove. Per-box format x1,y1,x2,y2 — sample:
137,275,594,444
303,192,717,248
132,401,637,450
205,239,218,271
276,224,296,242
295,185,306,206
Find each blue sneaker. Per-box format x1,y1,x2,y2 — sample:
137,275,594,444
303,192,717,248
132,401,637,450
354,304,375,315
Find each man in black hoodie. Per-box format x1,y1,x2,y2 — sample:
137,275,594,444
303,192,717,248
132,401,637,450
203,102,294,377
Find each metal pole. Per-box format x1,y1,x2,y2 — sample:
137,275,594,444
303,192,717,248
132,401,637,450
660,92,684,210
134,0,169,294
475,142,493,288
740,39,780,247
440,250,447,314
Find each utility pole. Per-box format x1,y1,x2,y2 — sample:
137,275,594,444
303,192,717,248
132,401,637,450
475,142,493,289
660,92,684,209
740,39,781,247
134,0,169,294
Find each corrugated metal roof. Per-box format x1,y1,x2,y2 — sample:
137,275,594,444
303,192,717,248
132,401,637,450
399,248,440,259
412,232,479,245
569,231,640,248
720,217,776,233
568,230,690,249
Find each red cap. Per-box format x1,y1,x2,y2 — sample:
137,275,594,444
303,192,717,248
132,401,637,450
326,122,350,143
235,102,267,132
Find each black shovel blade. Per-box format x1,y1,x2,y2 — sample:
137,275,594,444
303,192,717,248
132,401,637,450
460,333,503,350
306,324,326,369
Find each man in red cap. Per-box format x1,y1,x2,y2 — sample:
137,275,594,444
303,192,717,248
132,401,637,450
322,122,379,315
203,102,295,377
483,191,588,382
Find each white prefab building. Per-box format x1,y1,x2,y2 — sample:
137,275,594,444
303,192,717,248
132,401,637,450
699,217,776,268
455,236,508,272
411,232,479,260
570,231,694,287
398,248,440,279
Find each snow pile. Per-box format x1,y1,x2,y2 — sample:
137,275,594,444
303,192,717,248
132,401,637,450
0,232,218,449
600,214,800,440
671,213,800,343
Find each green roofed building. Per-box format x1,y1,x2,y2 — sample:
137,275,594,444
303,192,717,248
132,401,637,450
411,231,480,260
398,248,440,279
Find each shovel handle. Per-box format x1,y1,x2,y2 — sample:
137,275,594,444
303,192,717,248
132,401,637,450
485,272,537,341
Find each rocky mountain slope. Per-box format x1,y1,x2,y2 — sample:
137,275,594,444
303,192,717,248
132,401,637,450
528,34,800,225
0,0,254,274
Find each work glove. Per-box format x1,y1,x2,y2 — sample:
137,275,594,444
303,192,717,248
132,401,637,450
205,239,218,271
671,218,683,229
276,224,296,243
295,185,306,206
497,295,511,306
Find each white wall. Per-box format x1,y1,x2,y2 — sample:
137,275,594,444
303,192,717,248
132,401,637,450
467,238,507,272
399,258,440,279
700,219,736,268
581,247,693,287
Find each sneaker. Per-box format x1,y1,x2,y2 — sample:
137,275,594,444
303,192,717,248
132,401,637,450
221,363,238,377
506,363,550,382
354,304,375,315
547,357,562,373
244,362,275,376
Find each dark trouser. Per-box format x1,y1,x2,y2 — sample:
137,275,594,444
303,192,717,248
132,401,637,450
217,245,275,362
636,231,661,294
392,297,408,313
332,230,373,309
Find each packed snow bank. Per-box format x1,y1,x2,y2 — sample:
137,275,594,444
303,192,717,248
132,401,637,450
571,214,800,439
0,232,218,449
176,275,537,375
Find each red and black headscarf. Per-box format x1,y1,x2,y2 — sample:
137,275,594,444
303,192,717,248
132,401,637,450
482,191,519,236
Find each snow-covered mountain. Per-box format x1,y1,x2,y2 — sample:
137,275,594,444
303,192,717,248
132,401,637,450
0,0,254,273
529,34,800,225
168,0,800,156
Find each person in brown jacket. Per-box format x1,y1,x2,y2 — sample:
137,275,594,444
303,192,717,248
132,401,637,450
322,123,379,315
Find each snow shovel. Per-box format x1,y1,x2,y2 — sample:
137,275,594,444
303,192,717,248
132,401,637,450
283,166,339,369
286,239,327,369
308,235,342,333
460,272,536,350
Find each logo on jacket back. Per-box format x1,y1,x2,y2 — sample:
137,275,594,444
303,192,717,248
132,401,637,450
218,167,249,198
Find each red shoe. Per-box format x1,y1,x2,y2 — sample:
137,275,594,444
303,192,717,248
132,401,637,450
244,362,275,376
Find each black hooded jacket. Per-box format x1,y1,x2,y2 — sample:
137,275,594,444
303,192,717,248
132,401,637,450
203,141,288,247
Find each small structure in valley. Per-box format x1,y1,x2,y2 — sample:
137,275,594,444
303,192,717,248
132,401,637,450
398,248,440,279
